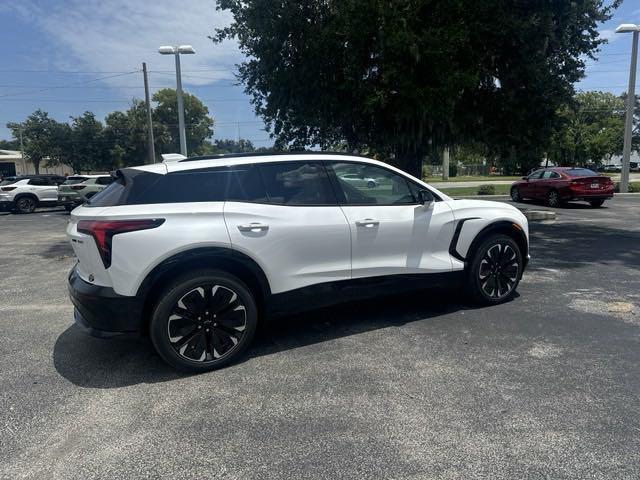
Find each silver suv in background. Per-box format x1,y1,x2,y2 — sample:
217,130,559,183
58,175,114,212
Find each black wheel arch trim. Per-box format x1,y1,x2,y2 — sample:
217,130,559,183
451,219,528,268
136,247,271,324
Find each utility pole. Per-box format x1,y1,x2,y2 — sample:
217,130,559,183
19,126,26,175
442,146,450,181
174,52,187,156
142,63,156,164
621,30,639,193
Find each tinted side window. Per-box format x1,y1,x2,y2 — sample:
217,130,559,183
96,176,114,185
257,162,335,205
226,165,268,202
528,170,543,180
28,177,47,186
327,162,417,205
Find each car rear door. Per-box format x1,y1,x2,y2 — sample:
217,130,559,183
325,161,455,278
223,161,352,294
29,177,58,201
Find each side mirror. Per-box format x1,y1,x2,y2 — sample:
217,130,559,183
418,189,434,206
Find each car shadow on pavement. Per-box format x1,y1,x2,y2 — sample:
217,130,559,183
53,288,481,389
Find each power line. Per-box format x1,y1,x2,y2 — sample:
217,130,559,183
0,70,141,99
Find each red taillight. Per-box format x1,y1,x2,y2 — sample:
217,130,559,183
70,185,86,190
1,186,17,191
77,219,165,268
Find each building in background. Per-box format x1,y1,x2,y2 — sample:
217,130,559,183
0,150,68,177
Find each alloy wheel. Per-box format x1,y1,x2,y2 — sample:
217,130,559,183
17,197,35,213
547,190,559,207
478,243,520,300
510,188,520,202
167,284,247,363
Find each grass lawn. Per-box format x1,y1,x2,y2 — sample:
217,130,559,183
437,184,512,197
424,175,522,183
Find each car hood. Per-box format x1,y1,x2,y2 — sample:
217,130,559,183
448,198,527,223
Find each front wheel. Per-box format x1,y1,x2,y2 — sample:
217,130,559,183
510,187,522,202
589,199,605,208
466,234,523,305
150,269,258,372
367,180,376,188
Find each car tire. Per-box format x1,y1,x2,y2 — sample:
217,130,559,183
367,180,376,188
546,189,561,208
510,187,522,202
589,199,605,208
466,234,523,305
150,269,258,372
15,196,37,214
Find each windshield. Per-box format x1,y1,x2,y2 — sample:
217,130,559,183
565,168,598,177
62,176,89,185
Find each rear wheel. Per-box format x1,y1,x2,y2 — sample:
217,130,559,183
367,180,376,188
589,199,605,208
466,234,522,305
546,189,561,208
510,187,522,202
150,269,258,372
15,196,37,214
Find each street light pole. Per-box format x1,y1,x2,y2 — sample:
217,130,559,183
159,45,195,157
174,51,187,157
616,24,640,193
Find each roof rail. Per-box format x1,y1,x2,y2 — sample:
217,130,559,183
177,151,374,163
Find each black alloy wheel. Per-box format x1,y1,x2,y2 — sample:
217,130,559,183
15,196,36,214
510,187,521,202
150,270,257,372
467,234,522,305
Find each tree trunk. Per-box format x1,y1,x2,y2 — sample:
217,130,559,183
32,158,40,175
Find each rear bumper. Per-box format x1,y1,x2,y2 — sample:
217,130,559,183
0,200,14,210
68,265,144,336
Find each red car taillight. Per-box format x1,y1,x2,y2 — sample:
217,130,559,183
77,219,165,268
1,186,17,191
70,185,86,190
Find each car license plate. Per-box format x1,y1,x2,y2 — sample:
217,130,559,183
590,183,599,189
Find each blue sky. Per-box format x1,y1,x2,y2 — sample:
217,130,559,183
0,0,639,146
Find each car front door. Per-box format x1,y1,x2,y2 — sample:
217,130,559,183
325,161,455,278
223,161,352,294
521,170,543,198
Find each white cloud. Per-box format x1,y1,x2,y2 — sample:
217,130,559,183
5,0,242,88
598,29,621,43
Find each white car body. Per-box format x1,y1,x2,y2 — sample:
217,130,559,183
0,176,64,213
67,154,529,297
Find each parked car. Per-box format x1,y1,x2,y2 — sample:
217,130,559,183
67,152,529,372
510,167,614,208
601,164,622,173
58,174,114,212
339,173,379,188
0,175,66,213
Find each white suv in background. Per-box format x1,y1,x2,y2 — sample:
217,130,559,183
0,175,66,213
67,153,529,372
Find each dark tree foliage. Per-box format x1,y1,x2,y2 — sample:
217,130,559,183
214,0,619,176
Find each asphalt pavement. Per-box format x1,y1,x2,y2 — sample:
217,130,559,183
1,197,639,479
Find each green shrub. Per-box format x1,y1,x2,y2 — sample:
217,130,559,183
614,182,640,193
477,184,495,195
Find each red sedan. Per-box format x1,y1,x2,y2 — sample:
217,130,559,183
510,167,614,208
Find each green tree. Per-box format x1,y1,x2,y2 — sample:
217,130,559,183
7,110,61,174
104,101,149,167
205,138,255,154
48,112,107,173
214,0,619,177
152,88,214,156
548,91,624,166
0,139,20,150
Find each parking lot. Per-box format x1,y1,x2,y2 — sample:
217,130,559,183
1,197,639,479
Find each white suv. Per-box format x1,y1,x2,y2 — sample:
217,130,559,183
0,175,66,213
67,153,529,372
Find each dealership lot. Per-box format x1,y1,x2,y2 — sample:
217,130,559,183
1,198,639,479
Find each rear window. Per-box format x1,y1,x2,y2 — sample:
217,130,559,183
565,168,598,177
63,176,89,185
0,177,21,186
88,168,237,206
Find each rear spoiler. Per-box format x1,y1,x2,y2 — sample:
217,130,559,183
161,153,187,163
